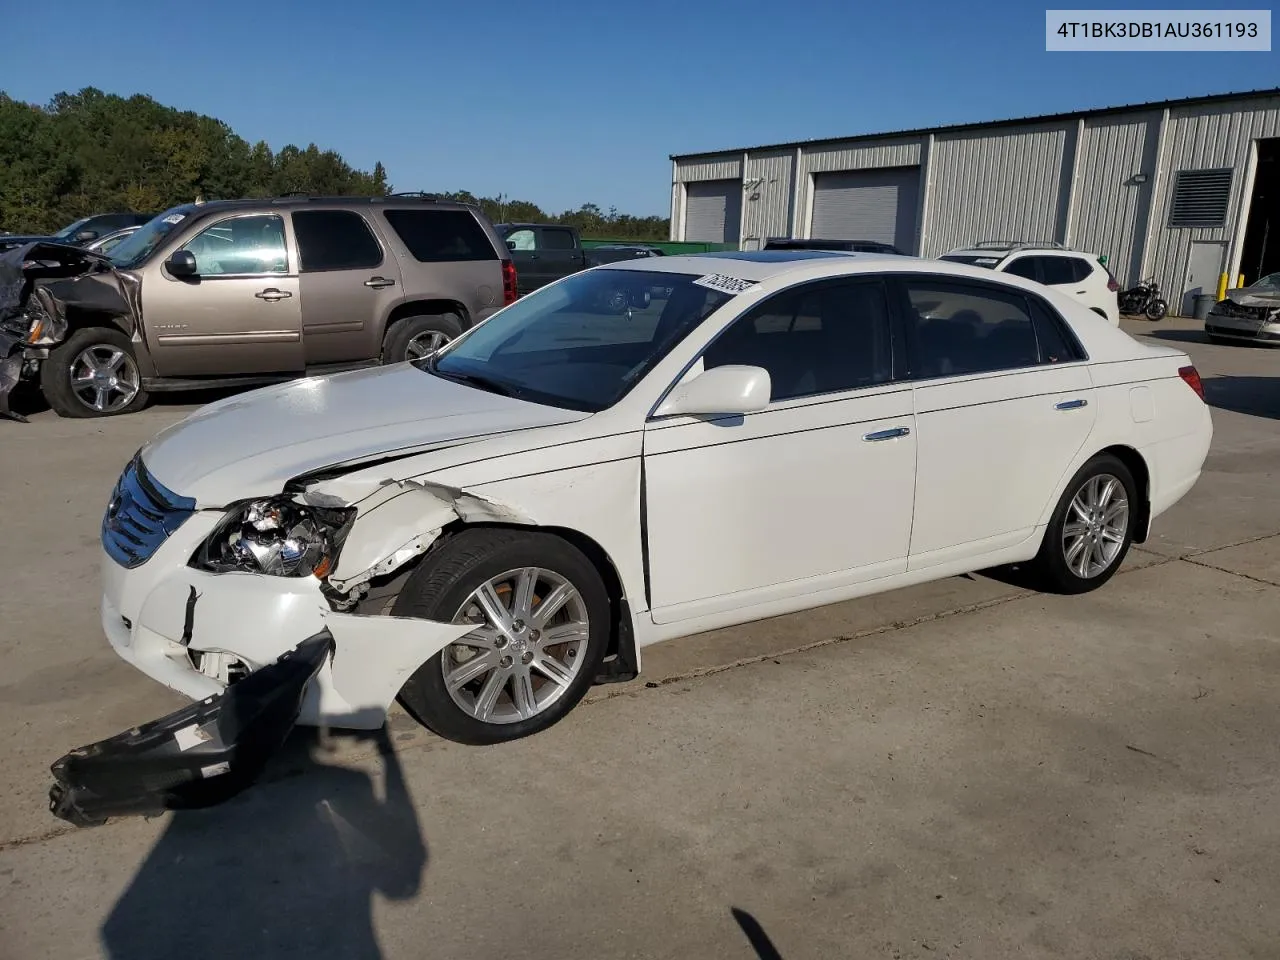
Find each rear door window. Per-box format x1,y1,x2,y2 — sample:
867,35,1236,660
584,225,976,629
383,209,498,262
292,210,383,271
540,228,577,250
902,278,1042,377
1002,257,1040,281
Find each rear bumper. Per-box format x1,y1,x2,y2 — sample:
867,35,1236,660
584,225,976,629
49,631,333,827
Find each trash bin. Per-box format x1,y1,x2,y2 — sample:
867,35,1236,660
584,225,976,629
1193,293,1217,321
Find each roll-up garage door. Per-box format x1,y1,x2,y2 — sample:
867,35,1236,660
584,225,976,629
810,167,921,253
684,179,741,244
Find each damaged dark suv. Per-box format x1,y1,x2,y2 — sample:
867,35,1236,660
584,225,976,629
0,196,517,419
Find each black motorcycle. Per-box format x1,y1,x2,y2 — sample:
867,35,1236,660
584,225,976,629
1118,277,1169,321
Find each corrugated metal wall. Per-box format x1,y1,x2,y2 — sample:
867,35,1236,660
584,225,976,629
1069,112,1161,285
675,156,743,182
672,94,1280,313
740,150,794,249
1144,98,1280,308
923,124,1069,257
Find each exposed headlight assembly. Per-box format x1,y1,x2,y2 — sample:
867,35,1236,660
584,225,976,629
193,498,354,578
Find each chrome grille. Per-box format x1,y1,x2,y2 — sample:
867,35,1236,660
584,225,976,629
101,455,196,568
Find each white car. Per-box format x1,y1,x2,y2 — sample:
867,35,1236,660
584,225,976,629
52,250,1213,823
940,242,1121,325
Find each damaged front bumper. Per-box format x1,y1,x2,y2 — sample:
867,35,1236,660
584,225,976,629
0,240,135,421
49,631,333,827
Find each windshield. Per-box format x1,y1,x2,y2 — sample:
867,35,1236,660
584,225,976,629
940,254,1001,267
53,218,91,240
108,208,194,268
1252,272,1280,289
424,268,735,412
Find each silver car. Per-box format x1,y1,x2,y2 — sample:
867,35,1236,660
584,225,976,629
1205,273,1280,346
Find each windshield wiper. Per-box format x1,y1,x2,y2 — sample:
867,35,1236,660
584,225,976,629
428,364,520,399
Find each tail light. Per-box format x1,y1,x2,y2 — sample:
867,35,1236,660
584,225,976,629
1178,365,1205,402
1107,274,1119,292
501,260,518,306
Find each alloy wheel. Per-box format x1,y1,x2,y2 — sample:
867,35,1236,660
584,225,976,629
442,567,590,724
69,345,140,413
1062,473,1130,578
404,331,451,361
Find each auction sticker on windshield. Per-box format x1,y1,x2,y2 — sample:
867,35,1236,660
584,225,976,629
693,274,757,295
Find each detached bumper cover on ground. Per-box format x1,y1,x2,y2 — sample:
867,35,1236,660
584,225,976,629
49,631,333,827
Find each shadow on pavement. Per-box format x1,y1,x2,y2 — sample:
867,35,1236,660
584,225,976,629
4,380,254,420
1201,375,1280,420
100,727,425,960
732,907,785,960
1140,328,1209,345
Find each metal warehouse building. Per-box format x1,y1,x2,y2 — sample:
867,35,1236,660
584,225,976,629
669,89,1280,314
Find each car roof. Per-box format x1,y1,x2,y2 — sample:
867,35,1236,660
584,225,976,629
602,249,922,281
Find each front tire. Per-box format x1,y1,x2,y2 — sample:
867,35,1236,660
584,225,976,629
1145,298,1168,321
381,312,464,364
394,529,610,745
1030,454,1137,595
41,327,149,418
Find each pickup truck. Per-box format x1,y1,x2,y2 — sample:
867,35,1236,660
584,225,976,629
496,223,589,296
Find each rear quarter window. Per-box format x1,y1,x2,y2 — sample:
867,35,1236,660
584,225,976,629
383,209,498,262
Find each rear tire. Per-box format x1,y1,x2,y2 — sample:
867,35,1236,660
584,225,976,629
381,312,464,364
1030,454,1138,595
41,327,149,418
394,529,610,745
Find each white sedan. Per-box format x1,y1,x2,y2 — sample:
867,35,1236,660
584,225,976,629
60,251,1213,820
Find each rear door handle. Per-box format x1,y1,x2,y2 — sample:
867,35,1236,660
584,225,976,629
364,276,396,289
254,288,292,302
863,426,911,442
1055,399,1088,410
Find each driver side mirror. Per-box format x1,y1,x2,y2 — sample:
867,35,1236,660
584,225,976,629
654,365,771,418
166,249,198,278
506,240,517,251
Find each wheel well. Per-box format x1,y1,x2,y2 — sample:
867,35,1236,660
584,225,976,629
385,299,471,333
63,307,132,338
1097,444,1151,543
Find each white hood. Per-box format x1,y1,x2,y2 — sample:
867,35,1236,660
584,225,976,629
140,364,589,505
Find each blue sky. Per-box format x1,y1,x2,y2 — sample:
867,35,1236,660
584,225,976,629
3,0,1276,216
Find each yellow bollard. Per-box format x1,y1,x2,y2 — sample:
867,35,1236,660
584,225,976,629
1237,274,1245,289
1217,273,1229,301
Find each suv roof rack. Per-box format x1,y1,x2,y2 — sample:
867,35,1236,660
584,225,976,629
388,191,441,200
971,240,1070,252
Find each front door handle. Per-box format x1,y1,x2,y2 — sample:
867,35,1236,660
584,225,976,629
364,276,396,289
863,426,911,442
254,288,292,302
1055,399,1088,410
